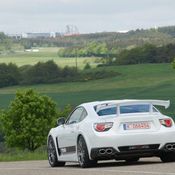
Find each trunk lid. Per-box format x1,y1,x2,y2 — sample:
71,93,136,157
115,113,161,133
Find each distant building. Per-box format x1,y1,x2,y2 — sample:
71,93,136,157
7,32,60,39
7,33,22,39
22,32,54,39
55,32,62,37
21,33,28,38
117,30,129,33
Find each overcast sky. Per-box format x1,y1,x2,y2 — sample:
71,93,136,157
0,0,175,34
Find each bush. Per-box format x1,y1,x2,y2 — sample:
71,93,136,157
1,89,57,151
84,63,91,70
0,61,120,87
22,60,62,84
172,59,175,69
0,63,21,87
115,44,175,65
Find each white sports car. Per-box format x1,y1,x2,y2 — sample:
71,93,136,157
47,99,175,168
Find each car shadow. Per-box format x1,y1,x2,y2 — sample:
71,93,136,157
65,159,164,169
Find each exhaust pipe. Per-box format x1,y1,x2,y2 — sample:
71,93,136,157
165,144,175,151
106,148,113,154
99,149,106,154
166,144,172,150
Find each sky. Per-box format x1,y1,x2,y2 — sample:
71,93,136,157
0,0,175,34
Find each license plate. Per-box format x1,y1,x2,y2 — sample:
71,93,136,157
123,122,150,130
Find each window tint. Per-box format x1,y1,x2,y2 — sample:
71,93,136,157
79,109,87,122
67,108,84,124
66,107,87,124
97,107,117,116
120,104,150,114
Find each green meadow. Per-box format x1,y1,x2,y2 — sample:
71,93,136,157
0,63,175,118
0,51,175,161
0,47,98,67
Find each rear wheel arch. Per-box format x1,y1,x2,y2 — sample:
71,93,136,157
77,134,91,157
77,135,97,168
77,134,86,146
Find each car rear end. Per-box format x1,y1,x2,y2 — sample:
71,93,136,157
89,102,175,161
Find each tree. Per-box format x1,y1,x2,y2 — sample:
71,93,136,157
62,66,77,78
0,110,4,143
0,63,21,87
21,39,33,49
57,104,73,119
84,63,91,70
1,89,57,151
172,59,175,69
22,60,61,84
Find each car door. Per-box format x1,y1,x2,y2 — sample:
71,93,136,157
58,107,84,155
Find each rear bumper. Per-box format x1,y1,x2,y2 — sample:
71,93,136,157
88,129,175,151
90,143,175,160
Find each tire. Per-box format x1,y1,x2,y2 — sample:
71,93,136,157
160,152,175,163
125,157,140,163
47,136,65,167
77,136,97,168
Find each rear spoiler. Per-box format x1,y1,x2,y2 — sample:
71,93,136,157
118,100,170,109
95,100,170,112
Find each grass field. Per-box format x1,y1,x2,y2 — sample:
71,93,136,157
0,63,175,161
0,63,175,117
0,47,98,68
0,149,46,161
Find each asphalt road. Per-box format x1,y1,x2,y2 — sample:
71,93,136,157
0,158,175,175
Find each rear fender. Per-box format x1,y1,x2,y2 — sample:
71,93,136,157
77,132,93,160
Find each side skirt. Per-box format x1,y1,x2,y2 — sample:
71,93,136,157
55,137,77,162
59,146,76,155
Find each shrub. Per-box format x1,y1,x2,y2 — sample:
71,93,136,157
1,89,57,151
172,59,175,69
84,63,91,70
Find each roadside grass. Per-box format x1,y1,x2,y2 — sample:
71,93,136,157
0,151,46,162
0,47,98,68
0,149,47,162
0,63,175,117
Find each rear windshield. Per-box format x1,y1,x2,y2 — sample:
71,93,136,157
97,107,117,116
95,104,152,116
120,104,150,114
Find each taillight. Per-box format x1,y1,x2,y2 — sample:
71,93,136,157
94,122,113,132
159,119,172,127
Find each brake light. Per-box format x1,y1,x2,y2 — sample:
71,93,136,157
159,119,172,127
94,122,113,132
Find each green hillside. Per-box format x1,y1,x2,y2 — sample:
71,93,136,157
0,63,175,117
0,47,98,67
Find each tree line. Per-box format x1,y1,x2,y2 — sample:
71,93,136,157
113,43,175,65
58,42,110,57
0,60,119,88
58,43,175,65
2,25,175,51
20,28,175,49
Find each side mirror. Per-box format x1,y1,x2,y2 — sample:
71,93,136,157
57,117,65,126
